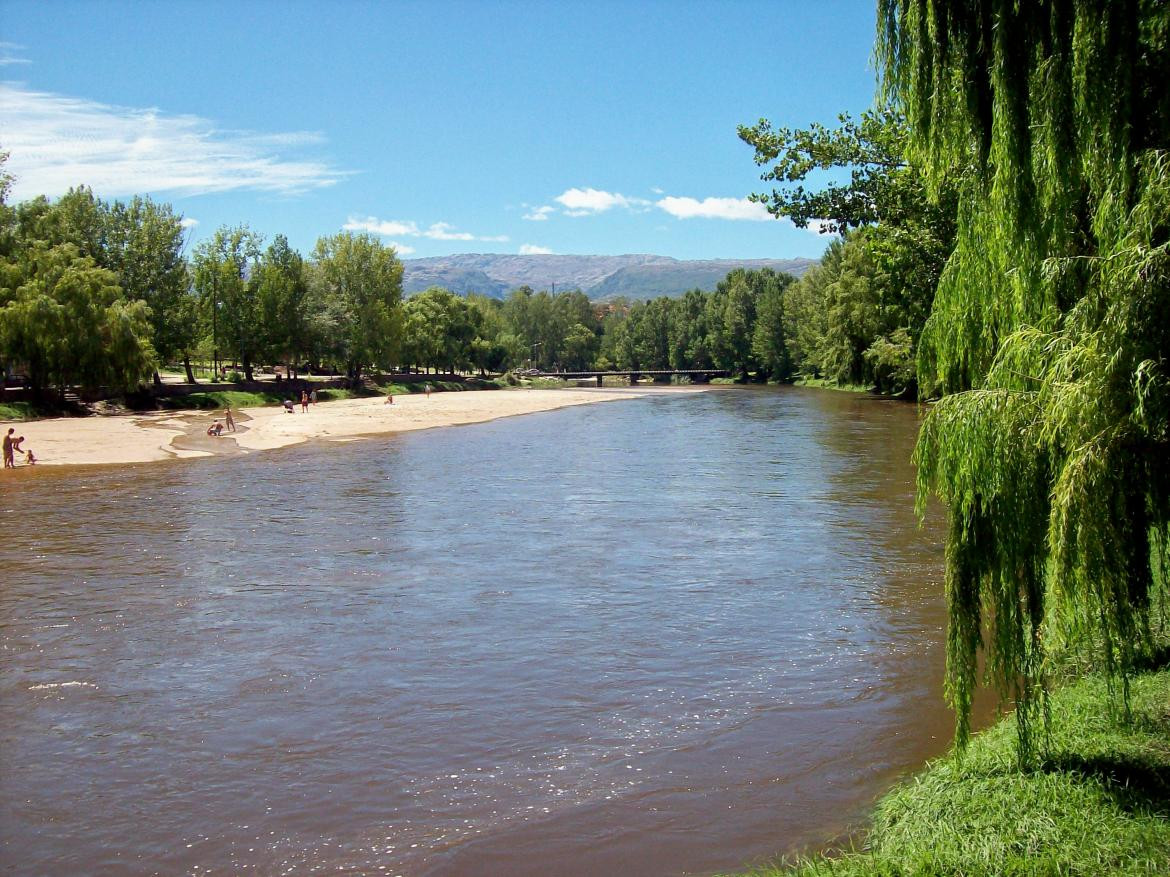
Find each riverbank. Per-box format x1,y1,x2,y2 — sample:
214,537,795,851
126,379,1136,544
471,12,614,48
739,665,1170,876
0,385,699,467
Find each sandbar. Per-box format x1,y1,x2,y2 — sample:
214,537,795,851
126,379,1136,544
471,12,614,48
0,386,705,468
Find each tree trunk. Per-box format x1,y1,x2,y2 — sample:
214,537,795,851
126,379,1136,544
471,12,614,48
183,354,197,384
242,354,253,383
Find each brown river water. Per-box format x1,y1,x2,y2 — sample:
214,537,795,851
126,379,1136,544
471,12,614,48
0,387,983,876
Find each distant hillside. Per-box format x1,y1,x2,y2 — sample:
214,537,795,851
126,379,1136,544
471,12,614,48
401,253,816,301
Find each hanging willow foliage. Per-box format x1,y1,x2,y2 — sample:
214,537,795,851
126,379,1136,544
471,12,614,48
877,0,1170,760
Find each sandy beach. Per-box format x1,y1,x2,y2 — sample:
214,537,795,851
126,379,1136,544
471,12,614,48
0,386,703,468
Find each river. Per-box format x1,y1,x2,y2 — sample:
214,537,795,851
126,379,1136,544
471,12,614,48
1,386,964,876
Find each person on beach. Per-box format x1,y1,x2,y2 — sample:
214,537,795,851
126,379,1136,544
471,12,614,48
301,389,309,412
207,421,223,437
24,448,35,465
310,388,318,405
2,428,14,469
11,435,25,457
224,407,236,432
384,391,394,405
424,384,431,398
283,398,295,413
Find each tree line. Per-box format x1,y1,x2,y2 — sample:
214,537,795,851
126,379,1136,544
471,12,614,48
1,142,950,400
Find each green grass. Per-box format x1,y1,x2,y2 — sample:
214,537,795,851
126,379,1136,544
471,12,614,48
793,376,873,393
733,667,1170,876
0,401,41,421
370,378,503,394
153,389,290,411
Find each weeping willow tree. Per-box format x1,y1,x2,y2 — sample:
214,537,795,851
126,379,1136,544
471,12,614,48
876,0,1170,759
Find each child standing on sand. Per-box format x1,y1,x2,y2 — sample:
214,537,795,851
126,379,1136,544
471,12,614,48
224,407,235,432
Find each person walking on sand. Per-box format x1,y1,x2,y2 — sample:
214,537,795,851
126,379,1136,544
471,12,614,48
310,388,318,405
424,383,432,398
301,389,309,412
2,428,14,469
224,407,236,433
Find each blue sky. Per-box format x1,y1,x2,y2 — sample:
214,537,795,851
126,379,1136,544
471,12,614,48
1,0,878,261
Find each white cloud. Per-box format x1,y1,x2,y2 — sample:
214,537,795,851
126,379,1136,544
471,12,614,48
0,82,349,199
0,42,30,66
344,214,507,244
424,221,474,241
519,244,554,255
344,217,420,236
554,187,649,214
523,205,555,221
389,241,416,255
655,196,773,222
180,217,199,229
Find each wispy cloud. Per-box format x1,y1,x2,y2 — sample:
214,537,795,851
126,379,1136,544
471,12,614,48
180,217,199,229
0,82,349,199
519,244,554,255
0,42,30,66
554,187,650,215
343,217,420,236
390,242,416,255
523,205,556,222
344,215,508,244
655,196,773,222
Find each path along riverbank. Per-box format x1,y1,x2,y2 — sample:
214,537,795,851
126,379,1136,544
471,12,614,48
0,386,703,467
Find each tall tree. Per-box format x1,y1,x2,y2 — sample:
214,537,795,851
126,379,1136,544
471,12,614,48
255,235,310,377
192,226,263,381
879,0,1170,757
104,196,196,384
313,232,403,380
0,191,155,397
0,243,154,397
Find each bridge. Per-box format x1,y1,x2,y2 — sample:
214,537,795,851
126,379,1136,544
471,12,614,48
529,369,730,386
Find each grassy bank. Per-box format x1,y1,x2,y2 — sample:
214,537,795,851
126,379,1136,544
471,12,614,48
793,376,872,393
736,667,1170,876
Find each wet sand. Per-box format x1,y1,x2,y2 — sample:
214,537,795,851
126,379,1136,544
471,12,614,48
0,386,701,468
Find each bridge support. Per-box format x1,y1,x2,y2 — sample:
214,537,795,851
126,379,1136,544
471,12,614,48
692,373,710,384
629,373,640,386
596,375,604,387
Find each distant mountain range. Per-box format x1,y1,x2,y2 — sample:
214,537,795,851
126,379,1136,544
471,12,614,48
401,253,817,301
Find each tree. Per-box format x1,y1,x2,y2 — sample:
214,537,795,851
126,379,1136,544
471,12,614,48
752,278,791,381
741,110,958,396
707,269,761,379
0,243,154,397
104,196,196,384
313,232,403,380
465,294,515,374
192,226,263,381
879,0,1170,758
668,289,713,370
739,107,918,233
0,190,156,398
401,287,477,374
255,235,310,376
